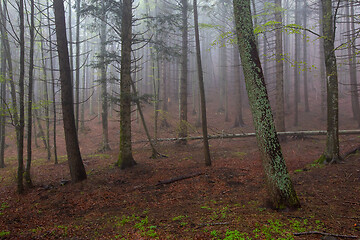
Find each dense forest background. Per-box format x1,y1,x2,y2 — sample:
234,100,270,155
0,0,360,239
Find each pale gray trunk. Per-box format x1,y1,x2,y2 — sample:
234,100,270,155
194,0,211,166
275,0,285,132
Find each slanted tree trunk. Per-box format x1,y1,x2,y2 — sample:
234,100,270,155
233,0,300,209
321,0,340,164
54,0,87,182
25,0,35,187
178,0,188,144
117,0,136,169
194,0,211,166
275,0,285,132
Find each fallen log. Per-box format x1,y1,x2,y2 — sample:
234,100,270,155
343,145,360,159
134,130,360,143
293,231,357,239
156,172,204,186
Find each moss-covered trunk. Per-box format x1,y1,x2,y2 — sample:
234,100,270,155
321,0,340,163
233,0,300,209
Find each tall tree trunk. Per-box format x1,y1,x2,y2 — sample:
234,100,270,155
75,0,80,131
25,0,35,187
233,0,300,209
17,0,25,193
194,0,211,166
99,4,110,151
117,0,136,169
233,45,245,127
178,0,188,144
275,0,285,132
0,0,7,169
319,0,326,120
48,0,58,164
347,0,360,126
303,0,310,112
321,0,340,163
54,0,87,182
40,5,51,161
294,0,300,126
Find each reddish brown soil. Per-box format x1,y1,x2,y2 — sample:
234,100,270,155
0,92,360,239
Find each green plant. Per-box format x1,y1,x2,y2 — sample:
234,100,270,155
211,230,219,237
172,215,187,221
0,202,9,216
223,230,249,240
0,231,10,237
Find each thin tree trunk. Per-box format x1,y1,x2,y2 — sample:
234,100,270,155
233,45,245,127
25,0,35,187
99,4,110,151
48,0,58,164
347,0,360,126
294,0,300,126
17,0,26,193
319,0,326,120
75,0,80,131
303,0,309,112
54,0,87,182
275,0,285,132
178,0,188,144
194,0,211,166
0,0,6,168
233,0,300,209
40,6,51,161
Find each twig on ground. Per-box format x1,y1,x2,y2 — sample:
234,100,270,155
156,172,204,186
293,231,358,239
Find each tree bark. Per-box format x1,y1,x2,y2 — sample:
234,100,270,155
233,0,300,209
75,0,81,131
54,0,87,182
347,0,360,127
178,0,188,144
99,3,110,151
233,45,245,127
294,0,300,126
25,0,35,187
194,0,211,166
303,0,309,112
275,0,285,132
0,0,7,169
117,0,136,169
17,0,26,193
321,0,340,163
48,0,58,164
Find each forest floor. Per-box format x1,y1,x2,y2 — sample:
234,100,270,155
0,93,360,239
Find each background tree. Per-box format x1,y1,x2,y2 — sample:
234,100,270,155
194,0,211,166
